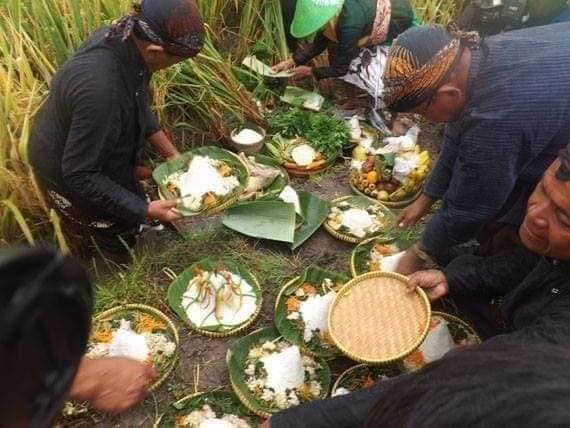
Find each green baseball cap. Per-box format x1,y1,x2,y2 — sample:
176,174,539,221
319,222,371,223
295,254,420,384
290,0,345,39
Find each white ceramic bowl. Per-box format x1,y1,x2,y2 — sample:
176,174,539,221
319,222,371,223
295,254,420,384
230,126,266,155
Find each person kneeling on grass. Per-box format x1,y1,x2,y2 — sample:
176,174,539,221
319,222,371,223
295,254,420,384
378,23,570,274
0,246,155,426
28,0,205,254
264,147,570,427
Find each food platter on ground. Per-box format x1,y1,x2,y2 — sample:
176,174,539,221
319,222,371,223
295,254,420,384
349,124,430,208
328,272,431,364
167,258,262,338
351,237,405,277
153,146,249,216
238,153,288,201
324,195,395,244
403,311,481,372
88,304,179,391
347,116,385,147
274,267,350,358
280,86,325,111
331,363,406,397
156,390,261,427
264,107,349,178
227,327,332,418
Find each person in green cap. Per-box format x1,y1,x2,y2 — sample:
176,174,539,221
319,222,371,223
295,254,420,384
274,0,417,110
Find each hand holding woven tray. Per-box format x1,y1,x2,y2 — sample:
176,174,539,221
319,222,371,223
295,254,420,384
328,272,430,364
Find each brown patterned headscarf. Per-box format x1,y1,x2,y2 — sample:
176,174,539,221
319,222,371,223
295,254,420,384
556,144,570,181
383,24,480,112
107,0,204,58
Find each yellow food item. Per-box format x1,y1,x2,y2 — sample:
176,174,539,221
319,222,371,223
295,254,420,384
302,283,317,295
92,327,113,343
203,193,218,209
286,297,300,312
137,314,167,333
378,190,389,201
352,145,368,162
218,164,233,177
366,171,378,184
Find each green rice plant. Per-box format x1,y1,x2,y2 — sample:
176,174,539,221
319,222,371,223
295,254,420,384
412,0,460,24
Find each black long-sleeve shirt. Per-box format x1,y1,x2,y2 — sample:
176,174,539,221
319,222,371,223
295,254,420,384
29,28,161,225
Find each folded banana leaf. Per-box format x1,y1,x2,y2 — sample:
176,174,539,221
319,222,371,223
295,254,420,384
242,55,292,78
280,86,325,112
222,191,330,249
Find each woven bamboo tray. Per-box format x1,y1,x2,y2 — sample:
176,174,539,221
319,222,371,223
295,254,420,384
331,362,405,396
328,272,430,364
429,311,481,345
93,304,179,391
166,261,263,339
324,196,395,244
349,181,423,209
156,149,249,216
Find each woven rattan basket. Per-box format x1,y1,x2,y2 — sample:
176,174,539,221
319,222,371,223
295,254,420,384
349,181,423,209
328,272,430,364
324,196,394,244
93,304,179,391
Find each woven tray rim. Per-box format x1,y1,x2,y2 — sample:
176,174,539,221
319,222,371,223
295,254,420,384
430,311,482,344
328,271,431,364
169,264,263,338
349,181,423,209
350,236,398,277
324,196,394,244
93,303,180,392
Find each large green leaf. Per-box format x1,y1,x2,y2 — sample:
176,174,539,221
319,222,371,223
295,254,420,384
152,146,249,217
167,257,262,334
274,267,349,358
222,200,297,243
280,86,325,111
227,327,331,415
158,391,260,427
291,191,330,250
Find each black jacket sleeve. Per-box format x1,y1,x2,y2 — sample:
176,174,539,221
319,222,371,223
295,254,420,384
445,247,540,299
60,61,149,224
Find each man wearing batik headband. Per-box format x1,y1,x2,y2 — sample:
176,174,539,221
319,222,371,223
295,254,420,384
380,23,570,274
29,0,204,254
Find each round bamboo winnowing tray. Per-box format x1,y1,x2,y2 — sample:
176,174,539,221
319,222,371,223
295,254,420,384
328,272,431,364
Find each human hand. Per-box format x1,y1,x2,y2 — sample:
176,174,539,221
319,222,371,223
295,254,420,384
395,248,426,275
260,418,271,428
407,269,449,301
396,194,434,229
147,200,182,223
70,357,156,414
272,58,296,73
291,65,313,82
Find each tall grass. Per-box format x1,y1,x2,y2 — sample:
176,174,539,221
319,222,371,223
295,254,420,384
412,0,461,24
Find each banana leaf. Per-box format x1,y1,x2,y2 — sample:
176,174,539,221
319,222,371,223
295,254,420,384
280,86,325,112
250,154,289,200
223,200,297,243
152,146,249,217
223,191,329,249
274,267,349,358
242,55,292,78
158,391,260,427
227,327,331,416
351,237,399,277
167,257,262,334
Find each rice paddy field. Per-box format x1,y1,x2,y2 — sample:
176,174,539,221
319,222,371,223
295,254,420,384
0,0,459,425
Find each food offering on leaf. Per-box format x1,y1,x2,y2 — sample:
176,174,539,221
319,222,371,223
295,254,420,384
331,363,405,397
403,312,481,372
87,305,178,389
153,147,248,216
158,391,260,428
238,153,287,201
275,267,349,357
351,237,405,276
347,116,382,147
264,108,349,177
325,196,394,242
227,328,331,417
350,125,430,205
168,258,262,337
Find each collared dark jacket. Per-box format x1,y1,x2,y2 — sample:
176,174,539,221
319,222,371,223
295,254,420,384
421,23,570,255
445,247,570,340
29,28,161,225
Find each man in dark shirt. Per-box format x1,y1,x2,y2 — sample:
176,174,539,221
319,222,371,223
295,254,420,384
29,0,204,253
380,24,570,274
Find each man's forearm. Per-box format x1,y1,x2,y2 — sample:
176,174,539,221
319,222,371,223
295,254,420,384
148,130,179,160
